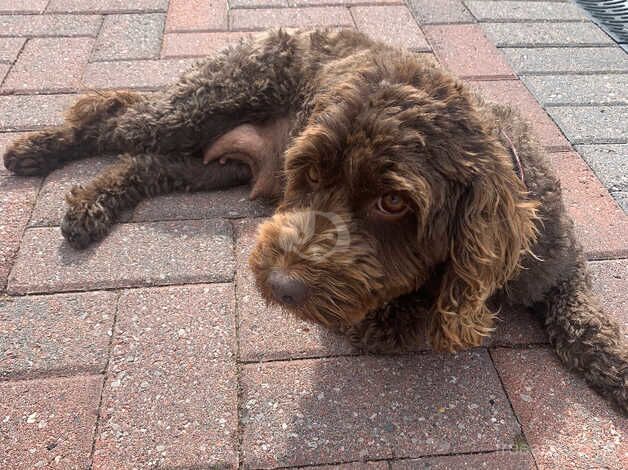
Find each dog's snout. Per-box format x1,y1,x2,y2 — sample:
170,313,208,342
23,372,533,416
268,271,309,306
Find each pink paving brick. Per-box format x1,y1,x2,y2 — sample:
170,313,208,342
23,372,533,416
0,37,25,62
549,151,628,259
0,94,77,132
0,291,116,378
232,0,288,6
0,0,48,14
82,58,196,90
0,176,39,291
492,347,627,470
7,220,234,294
468,79,571,150
162,31,250,58
230,6,355,30
240,351,520,467
0,375,102,469
2,38,94,93
423,24,514,79
588,259,628,329
92,284,238,469
391,451,536,469
291,0,402,5
351,5,430,51
235,219,354,361
165,0,228,32
47,0,168,13
307,464,388,470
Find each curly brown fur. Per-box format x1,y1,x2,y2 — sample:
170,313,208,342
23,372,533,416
3,29,626,413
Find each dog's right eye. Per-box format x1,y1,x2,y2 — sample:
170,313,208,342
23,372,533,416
305,166,319,185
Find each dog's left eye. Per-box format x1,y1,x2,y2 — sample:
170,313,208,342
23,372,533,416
376,192,409,216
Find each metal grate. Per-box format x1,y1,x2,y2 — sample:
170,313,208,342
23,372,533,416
574,0,628,52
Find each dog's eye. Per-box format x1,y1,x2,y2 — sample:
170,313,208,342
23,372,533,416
377,192,408,216
305,166,319,184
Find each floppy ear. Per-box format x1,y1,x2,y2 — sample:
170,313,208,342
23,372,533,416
428,150,539,351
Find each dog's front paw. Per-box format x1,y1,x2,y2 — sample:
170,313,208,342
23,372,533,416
61,187,113,249
348,306,425,354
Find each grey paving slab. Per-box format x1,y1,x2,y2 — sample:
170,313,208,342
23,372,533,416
7,220,234,294
501,47,628,74
0,94,77,131
0,14,102,37
546,106,628,144
523,74,628,106
575,144,628,212
465,0,588,22
407,0,475,24
0,291,116,378
481,22,613,47
92,13,165,61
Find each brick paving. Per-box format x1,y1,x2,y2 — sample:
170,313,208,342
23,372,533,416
0,1,626,469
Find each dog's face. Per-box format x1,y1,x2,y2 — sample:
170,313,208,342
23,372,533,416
250,80,538,340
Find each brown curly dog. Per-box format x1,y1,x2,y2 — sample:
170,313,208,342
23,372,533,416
4,29,626,413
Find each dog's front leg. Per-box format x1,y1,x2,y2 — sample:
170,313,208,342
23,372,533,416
61,154,250,249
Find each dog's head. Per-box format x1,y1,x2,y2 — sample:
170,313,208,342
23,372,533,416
250,70,538,349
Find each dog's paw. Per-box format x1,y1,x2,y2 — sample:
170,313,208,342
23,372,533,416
348,316,422,354
61,189,113,249
3,132,63,176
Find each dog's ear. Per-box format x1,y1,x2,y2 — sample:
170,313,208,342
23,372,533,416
428,147,539,351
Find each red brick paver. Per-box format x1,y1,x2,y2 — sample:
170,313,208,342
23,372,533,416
0,0,48,14
162,31,250,58
0,375,102,469
468,79,571,150
424,24,514,79
588,259,628,329
391,451,536,469
165,0,228,32
46,0,168,13
240,351,520,467
0,176,39,290
230,6,355,30
0,291,116,378
83,58,196,90
2,38,93,93
492,348,627,470
549,151,628,259
351,5,430,51
92,284,238,469
8,220,234,294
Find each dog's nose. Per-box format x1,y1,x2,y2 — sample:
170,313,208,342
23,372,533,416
268,271,309,306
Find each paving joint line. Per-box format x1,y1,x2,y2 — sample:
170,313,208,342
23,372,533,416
487,347,540,469
87,290,121,469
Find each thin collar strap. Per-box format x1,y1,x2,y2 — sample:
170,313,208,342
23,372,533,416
500,129,525,185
